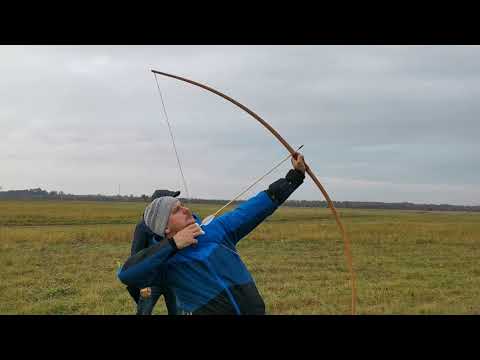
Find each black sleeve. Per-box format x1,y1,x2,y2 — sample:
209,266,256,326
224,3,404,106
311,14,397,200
131,221,149,256
266,169,305,205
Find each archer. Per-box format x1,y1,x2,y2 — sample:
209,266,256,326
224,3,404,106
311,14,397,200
118,152,306,314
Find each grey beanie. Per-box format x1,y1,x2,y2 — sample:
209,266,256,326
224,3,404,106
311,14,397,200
143,196,179,236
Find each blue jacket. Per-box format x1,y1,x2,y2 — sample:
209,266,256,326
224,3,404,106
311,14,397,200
129,213,201,314
118,169,304,314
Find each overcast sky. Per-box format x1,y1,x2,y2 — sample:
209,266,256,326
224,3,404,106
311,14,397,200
1,45,479,205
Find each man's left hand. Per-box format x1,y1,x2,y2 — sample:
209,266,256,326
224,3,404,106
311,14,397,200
291,152,306,174
140,287,152,298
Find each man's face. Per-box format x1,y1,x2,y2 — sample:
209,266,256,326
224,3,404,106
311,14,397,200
165,200,195,237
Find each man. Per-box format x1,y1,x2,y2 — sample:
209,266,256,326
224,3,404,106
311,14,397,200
127,189,183,315
118,152,306,314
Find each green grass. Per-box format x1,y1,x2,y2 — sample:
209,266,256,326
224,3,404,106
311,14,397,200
1,200,479,314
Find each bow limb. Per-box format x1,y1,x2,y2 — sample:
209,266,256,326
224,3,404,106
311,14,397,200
151,69,357,315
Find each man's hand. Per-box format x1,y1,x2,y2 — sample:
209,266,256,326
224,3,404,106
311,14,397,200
291,152,306,174
140,287,152,298
172,223,203,249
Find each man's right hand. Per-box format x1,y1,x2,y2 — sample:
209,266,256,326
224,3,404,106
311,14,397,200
172,223,203,249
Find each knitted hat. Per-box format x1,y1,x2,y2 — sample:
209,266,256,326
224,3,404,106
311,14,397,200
143,196,179,236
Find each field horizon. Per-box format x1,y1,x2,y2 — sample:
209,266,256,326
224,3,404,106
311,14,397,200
1,200,479,315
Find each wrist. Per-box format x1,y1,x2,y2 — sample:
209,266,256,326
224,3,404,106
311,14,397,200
286,168,305,186
168,236,179,251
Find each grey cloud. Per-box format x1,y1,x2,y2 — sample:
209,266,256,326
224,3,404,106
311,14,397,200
1,45,479,205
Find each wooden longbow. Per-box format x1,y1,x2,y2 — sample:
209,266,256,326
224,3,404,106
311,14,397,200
151,69,357,315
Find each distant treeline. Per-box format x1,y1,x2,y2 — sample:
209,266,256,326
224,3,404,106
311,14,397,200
0,188,479,212
0,188,152,202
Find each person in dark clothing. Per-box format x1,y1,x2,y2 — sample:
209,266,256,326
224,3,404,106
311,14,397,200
119,152,306,315
127,189,182,315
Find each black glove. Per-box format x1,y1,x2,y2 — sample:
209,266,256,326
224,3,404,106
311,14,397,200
266,169,305,205
150,189,181,201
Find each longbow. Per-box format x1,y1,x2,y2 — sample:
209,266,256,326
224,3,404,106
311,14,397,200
151,69,357,315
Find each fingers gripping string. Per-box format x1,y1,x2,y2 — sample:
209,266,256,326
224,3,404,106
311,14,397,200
153,74,191,202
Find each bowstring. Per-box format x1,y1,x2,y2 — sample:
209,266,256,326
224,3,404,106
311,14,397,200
153,73,191,203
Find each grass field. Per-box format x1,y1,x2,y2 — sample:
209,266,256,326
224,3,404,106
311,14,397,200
1,200,479,314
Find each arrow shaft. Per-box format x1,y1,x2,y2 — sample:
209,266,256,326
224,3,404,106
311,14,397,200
213,144,304,218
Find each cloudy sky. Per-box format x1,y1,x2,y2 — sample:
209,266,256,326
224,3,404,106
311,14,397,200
1,45,479,205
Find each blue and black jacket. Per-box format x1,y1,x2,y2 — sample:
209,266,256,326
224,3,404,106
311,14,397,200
118,169,305,314
127,220,190,314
